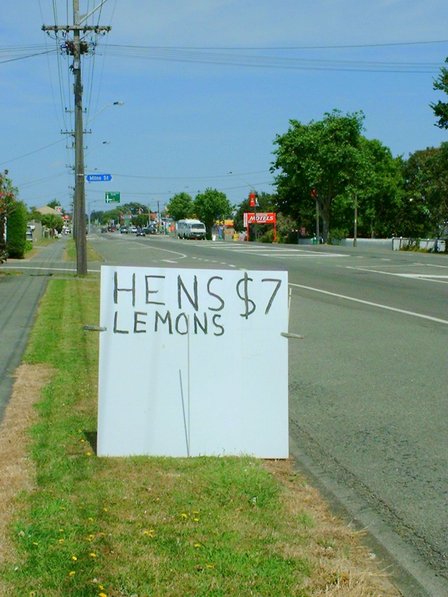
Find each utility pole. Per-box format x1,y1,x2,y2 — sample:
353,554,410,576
43,2,111,275
353,194,358,247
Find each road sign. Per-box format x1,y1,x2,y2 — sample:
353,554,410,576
86,173,113,182
105,192,120,203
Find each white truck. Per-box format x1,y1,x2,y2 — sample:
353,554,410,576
176,219,206,240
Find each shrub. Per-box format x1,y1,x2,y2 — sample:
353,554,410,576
6,200,27,258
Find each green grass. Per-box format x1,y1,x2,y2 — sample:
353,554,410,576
2,278,314,597
65,238,104,263
1,276,398,597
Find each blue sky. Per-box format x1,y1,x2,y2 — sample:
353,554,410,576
1,1,448,214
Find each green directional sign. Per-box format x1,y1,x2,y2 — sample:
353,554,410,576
105,191,120,203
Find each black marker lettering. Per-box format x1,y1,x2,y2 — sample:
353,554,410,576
113,311,129,334
175,313,189,335
212,314,225,336
193,313,208,334
177,275,199,311
261,278,282,314
155,311,173,334
207,276,225,311
114,272,135,306
145,275,166,305
134,311,147,333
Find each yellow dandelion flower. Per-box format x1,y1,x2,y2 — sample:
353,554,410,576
58,539,65,544
193,517,199,522
88,517,94,522
86,534,95,542
71,555,78,561
89,552,97,558
206,563,215,569
68,571,76,577
181,512,188,519
99,593,107,597
193,543,201,548
85,451,93,457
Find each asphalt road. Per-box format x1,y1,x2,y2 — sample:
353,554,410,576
87,233,447,596
0,239,69,420
2,233,447,596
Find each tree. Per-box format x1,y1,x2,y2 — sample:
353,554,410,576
0,170,17,260
401,144,448,238
331,138,404,239
272,110,365,242
6,200,27,258
431,58,448,129
41,214,64,236
47,199,62,210
193,188,233,237
166,192,194,222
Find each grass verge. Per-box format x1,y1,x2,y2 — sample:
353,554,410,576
0,277,400,596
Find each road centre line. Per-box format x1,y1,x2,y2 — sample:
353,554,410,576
288,282,448,325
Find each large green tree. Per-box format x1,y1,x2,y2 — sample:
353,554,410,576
193,188,232,237
166,192,194,222
431,58,448,129
331,138,404,238
272,110,364,241
401,144,448,238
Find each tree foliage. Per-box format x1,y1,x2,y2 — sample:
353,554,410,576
6,200,27,258
41,214,64,235
272,110,365,241
431,58,448,129
0,170,17,258
401,144,448,237
193,188,233,236
331,138,404,238
166,193,194,222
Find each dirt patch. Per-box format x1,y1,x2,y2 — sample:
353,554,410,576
0,364,53,569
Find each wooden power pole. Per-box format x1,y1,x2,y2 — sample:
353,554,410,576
43,1,111,275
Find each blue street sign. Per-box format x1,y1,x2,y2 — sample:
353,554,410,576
86,173,112,182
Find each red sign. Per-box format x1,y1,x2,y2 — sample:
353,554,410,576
249,191,257,207
243,212,276,226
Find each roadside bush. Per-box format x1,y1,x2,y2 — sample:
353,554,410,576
259,228,275,243
328,227,348,245
6,200,27,258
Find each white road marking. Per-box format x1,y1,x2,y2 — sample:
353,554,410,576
345,265,448,284
192,243,347,257
289,282,448,325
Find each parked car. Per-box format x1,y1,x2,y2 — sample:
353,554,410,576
136,228,146,237
120,227,129,234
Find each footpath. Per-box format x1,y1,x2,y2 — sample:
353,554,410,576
0,239,69,421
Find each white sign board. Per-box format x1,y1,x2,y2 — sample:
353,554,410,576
97,266,288,458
